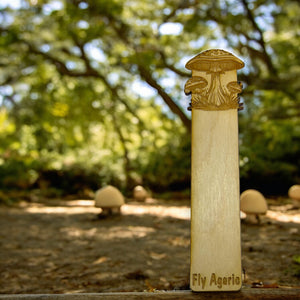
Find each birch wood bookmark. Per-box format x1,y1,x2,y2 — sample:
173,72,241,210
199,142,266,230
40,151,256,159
184,49,244,292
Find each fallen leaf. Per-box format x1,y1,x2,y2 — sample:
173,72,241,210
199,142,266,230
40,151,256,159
149,252,166,260
252,281,279,288
92,256,110,264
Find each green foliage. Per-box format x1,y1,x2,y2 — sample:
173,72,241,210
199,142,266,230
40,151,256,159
293,255,300,265
291,255,300,278
0,0,299,199
142,133,191,192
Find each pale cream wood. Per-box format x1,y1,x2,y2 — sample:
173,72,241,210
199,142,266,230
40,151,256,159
185,49,244,292
190,109,241,291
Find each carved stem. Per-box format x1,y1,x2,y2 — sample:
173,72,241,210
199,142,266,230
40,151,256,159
207,73,227,106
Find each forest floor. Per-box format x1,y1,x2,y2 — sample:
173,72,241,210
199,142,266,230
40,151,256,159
0,196,300,294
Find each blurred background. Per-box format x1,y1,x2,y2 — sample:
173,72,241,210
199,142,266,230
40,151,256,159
0,0,299,202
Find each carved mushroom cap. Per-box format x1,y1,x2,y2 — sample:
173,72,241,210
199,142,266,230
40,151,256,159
184,76,208,95
227,81,243,93
95,185,124,208
240,189,268,215
288,185,300,201
133,185,148,201
185,49,244,72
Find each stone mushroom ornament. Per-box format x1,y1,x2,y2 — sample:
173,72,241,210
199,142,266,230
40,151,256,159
240,189,268,223
94,185,124,218
133,185,148,201
288,185,300,208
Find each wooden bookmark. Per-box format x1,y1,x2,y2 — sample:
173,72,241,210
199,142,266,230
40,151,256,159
184,49,244,292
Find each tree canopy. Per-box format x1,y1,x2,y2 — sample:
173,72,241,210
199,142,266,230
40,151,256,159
0,0,299,196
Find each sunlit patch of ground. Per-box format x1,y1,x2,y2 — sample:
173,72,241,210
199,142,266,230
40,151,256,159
24,200,99,214
23,199,191,220
122,203,191,220
267,210,300,224
22,198,300,224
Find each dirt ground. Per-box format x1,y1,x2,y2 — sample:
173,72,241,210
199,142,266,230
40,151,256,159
0,197,299,294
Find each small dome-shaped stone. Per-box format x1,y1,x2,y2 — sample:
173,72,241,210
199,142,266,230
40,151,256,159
94,185,124,208
240,189,268,215
133,185,148,201
288,185,300,201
